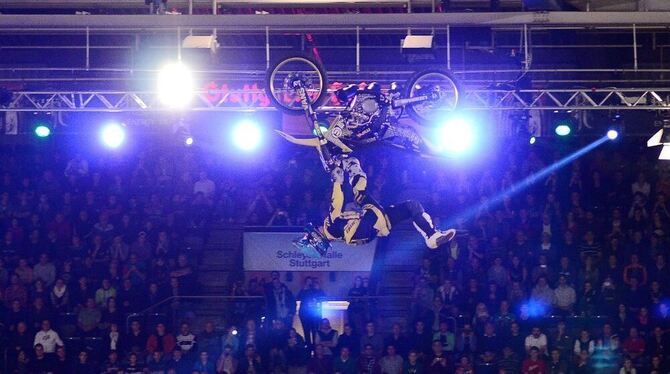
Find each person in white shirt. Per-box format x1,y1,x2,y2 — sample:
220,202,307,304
524,327,548,356
176,323,197,355
193,171,215,197
33,320,64,353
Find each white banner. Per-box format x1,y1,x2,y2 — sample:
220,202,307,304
243,232,377,272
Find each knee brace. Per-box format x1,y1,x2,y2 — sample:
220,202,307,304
342,158,367,202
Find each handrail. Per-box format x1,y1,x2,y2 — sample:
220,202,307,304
125,294,413,332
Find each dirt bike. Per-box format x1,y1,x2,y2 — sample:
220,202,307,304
265,54,461,172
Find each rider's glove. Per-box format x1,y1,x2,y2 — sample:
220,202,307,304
331,166,344,184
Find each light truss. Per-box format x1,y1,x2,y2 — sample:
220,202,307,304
2,87,669,112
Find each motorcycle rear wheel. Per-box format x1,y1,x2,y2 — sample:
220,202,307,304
265,54,329,115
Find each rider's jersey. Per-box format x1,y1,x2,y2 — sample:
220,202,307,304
322,201,391,245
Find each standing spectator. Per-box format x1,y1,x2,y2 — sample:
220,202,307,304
194,171,216,198
297,277,319,346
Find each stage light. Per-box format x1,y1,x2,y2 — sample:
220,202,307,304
157,62,194,108
434,116,475,155
555,124,571,136
233,120,262,151
647,126,670,160
529,136,536,145
101,123,126,149
607,129,619,140
185,136,194,146
34,125,51,138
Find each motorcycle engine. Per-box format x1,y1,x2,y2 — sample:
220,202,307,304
347,93,383,133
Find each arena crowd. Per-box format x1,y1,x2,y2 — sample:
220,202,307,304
0,140,669,374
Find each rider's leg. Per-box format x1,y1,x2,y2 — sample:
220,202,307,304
382,124,424,151
342,157,367,203
385,200,455,249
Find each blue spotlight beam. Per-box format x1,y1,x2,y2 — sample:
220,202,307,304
445,136,610,227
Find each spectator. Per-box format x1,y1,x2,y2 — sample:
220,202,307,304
176,322,197,358
433,321,455,354
379,344,404,374
33,319,63,354
357,344,381,374
315,318,338,356
426,340,448,374
147,322,176,355
77,297,101,336
402,350,424,374
553,275,576,315
524,327,548,356
333,346,356,374
216,344,238,374
622,327,645,363
192,351,215,374
360,321,384,357
521,347,546,374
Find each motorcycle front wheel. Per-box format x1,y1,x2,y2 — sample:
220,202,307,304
404,69,460,125
265,54,329,115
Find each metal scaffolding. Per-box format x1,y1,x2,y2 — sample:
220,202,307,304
3,87,669,112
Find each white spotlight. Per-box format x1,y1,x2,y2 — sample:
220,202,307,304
101,123,126,149
607,129,619,140
434,116,475,155
157,62,194,108
233,121,262,151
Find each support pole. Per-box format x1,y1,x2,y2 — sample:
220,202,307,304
356,26,360,72
266,26,270,69
189,0,193,15
447,25,451,70
523,24,530,71
633,24,638,71
85,27,90,70
177,27,182,61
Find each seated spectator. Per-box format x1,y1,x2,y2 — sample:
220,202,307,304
192,351,215,374
619,357,638,374
68,351,94,374
216,344,238,374
498,346,520,374
521,347,546,374
553,275,576,315
384,323,408,358
33,319,63,354
176,322,197,358
332,346,356,374
122,352,146,374
402,350,424,374
360,321,384,357
77,297,101,337
524,327,548,356
433,321,455,354
426,340,448,374
33,253,56,287
125,320,148,354
167,348,192,374
30,344,54,373
335,323,360,357
197,321,220,358
221,325,240,356
455,324,477,356
238,344,265,374
103,322,122,353
408,320,432,359
572,329,595,358
378,344,403,374
147,322,176,355
314,318,338,356
50,278,69,312
101,350,122,374
622,327,645,363
357,344,381,374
